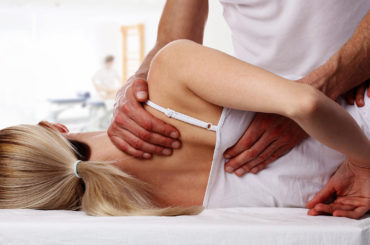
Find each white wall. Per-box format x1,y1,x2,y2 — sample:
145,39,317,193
0,0,233,129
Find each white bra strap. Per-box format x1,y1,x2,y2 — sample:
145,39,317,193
145,100,218,132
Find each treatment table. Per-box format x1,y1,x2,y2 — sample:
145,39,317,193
1,208,369,244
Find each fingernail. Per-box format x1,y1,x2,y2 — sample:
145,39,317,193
143,153,151,159
170,132,179,139
251,168,258,174
162,148,172,155
171,141,181,149
235,169,244,176
136,91,147,100
224,154,231,159
225,166,234,173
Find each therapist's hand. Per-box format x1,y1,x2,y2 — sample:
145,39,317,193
223,113,308,176
342,80,370,107
307,159,370,219
108,76,181,159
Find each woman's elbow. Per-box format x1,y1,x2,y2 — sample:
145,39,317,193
288,85,323,120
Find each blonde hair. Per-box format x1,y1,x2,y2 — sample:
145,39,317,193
0,124,202,216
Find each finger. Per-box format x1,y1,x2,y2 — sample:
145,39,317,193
110,123,173,156
355,83,366,107
367,80,370,98
306,183,335,209
250,145,292,174
232,140,280,175
126,102,180,139
231,141,293,176
114,112,180,149
307,208,327,216
109,135,149,159
249,162,269,175
225,133,271,175
344,89,355,105
133,78,149,102
314,203,356,214
223,121,264,159
333,206,369,219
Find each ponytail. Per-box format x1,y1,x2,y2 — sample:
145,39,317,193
76,161,203,216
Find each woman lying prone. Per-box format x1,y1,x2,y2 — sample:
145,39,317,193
1,40,369,217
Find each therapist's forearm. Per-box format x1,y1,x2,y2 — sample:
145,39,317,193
301,11,370,99
134,0,209,80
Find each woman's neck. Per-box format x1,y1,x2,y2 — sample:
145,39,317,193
66,131,128,162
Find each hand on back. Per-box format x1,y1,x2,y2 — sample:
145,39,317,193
108,76,181,159
223,113,308,176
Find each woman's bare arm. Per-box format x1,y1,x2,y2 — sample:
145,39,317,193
149,40,370,164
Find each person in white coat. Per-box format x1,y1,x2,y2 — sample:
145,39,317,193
92,55,121,100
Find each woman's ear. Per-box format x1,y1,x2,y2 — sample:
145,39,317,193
38,121,69,133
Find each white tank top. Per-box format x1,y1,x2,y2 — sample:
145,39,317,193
219,0,370,80
203,96,370,208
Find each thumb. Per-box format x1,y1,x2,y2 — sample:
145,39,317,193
133,78,149,102
306,183,335,209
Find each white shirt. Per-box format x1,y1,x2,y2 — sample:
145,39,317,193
220,0,370,80
92,67,121,90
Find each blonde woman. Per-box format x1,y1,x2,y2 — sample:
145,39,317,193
1,40,369,218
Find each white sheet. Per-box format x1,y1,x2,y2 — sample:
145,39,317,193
1,208,369,245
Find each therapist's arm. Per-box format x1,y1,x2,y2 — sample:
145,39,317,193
108,0,209,158
224,11,370,176
301,11,370,104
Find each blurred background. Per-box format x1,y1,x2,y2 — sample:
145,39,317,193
0,0,233,131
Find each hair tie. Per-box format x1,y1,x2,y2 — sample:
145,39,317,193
73,160,82,178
